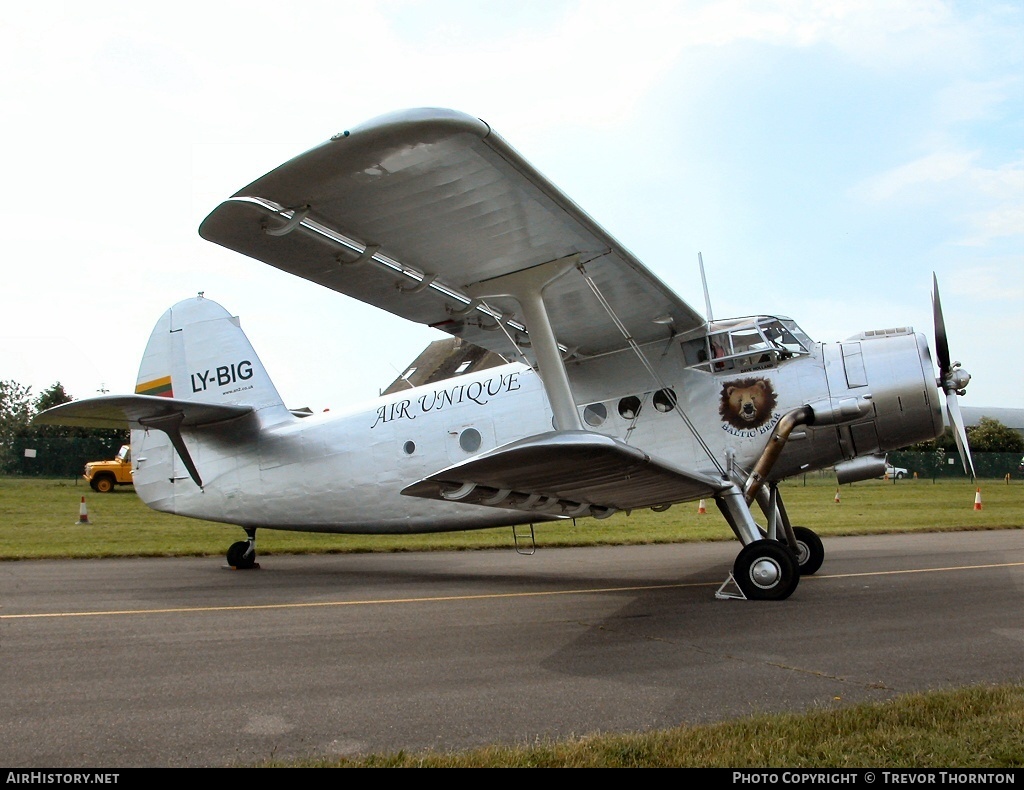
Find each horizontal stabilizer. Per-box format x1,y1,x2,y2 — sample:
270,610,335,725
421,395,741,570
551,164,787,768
402,431,728,518
33,394,253,431
34,395,255,490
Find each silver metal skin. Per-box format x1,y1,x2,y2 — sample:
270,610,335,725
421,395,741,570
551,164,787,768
34,109,973,599
749,558,782,588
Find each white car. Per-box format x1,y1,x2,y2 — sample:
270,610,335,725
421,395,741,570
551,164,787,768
884,464,908,479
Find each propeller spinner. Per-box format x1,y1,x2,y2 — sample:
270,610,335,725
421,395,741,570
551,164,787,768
932,273,975,478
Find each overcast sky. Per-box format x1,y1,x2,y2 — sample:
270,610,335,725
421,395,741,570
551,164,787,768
1,1,1021,415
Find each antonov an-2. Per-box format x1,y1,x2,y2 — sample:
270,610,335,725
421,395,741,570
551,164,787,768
35,108,974,600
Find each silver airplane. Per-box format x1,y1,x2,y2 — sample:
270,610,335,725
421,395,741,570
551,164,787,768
35,108,974,600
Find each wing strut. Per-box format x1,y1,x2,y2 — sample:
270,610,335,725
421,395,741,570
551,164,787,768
138,412,204,489
575,260,727,477
467,255,583,431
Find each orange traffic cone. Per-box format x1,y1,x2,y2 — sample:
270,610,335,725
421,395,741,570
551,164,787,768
834,488,841,504
75,496,90,525
973,488,983,511
697,499,707,514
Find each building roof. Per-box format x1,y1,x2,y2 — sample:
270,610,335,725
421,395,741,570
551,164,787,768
381,338,507,396
958,406,1024,435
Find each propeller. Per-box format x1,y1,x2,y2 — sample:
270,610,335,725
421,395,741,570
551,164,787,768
932,273,975,478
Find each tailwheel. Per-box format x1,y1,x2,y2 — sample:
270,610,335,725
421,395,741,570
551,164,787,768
226,528,258,570
733,540,800,600
791,526,824,575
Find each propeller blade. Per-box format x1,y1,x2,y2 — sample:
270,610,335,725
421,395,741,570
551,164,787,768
932,272,951,378
931,273,974,478
945,393,976,479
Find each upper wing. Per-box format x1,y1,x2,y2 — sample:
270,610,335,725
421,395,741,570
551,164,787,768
198,108,705,361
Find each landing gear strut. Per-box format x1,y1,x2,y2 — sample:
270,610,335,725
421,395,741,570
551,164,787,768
226,527,258,569
714,476,827,600
754,484,825,576
714,483,801,600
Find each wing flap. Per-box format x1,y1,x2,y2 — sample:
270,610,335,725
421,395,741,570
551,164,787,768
401,431,728,518
199,108,706,361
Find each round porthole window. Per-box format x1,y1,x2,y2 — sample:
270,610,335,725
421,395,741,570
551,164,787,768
583,403,607,427
403,440,416,455
653,388,677,413
618,396,642,420
459,428,482,453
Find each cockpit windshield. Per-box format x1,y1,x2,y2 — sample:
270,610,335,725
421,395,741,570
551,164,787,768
681,316,812,373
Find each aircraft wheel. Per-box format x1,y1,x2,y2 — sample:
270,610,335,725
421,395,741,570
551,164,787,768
226,540,256,569
733,540,800,600
791,526,824,575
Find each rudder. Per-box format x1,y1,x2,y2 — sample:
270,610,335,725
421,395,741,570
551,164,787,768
135,295,291,426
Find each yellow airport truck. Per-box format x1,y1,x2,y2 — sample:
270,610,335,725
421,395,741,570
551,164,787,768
84,445,133,492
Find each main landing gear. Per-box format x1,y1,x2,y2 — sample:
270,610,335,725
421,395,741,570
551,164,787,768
732,540,800,600
716,482,824,600
226,527,259,570
790,525,824,576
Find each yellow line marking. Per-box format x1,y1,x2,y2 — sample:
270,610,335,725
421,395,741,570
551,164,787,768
1,561,1020,621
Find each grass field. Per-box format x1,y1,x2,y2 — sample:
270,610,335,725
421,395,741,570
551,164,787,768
266,684,1024,768
0,474,1020,560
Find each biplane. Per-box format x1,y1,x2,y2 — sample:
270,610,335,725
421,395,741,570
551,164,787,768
35,108,974,600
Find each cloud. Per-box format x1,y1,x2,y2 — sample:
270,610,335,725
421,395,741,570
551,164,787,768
936,77,1022,124
948,264,1024,304
854,151,1024,246
857,150,979,201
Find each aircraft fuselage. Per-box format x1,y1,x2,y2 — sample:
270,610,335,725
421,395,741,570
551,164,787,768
130,320,941,534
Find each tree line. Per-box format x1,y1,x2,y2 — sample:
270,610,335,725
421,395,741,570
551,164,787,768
0,380,128,477
904,416,1023,454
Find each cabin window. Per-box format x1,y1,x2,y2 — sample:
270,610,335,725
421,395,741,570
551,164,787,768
682,316,812,373
653,389,677,413
403,441,416,455
459,428,482,453
583,403,607,427
618,396,642,420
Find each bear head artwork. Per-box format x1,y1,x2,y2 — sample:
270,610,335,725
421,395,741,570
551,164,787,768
719,377,778,429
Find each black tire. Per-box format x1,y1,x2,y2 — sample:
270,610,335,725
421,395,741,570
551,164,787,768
791,526,824,575
226,540,256,569
94,475,115,494
733,540,800,600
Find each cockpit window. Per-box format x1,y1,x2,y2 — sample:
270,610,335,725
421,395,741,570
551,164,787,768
681,316,811,373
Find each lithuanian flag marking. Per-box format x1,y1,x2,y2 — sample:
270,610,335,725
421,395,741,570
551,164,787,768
136,375,173,398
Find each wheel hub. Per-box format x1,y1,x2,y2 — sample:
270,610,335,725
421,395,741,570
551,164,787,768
749,558,781,588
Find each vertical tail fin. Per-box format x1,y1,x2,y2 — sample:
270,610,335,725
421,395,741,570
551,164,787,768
135,295,291,425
